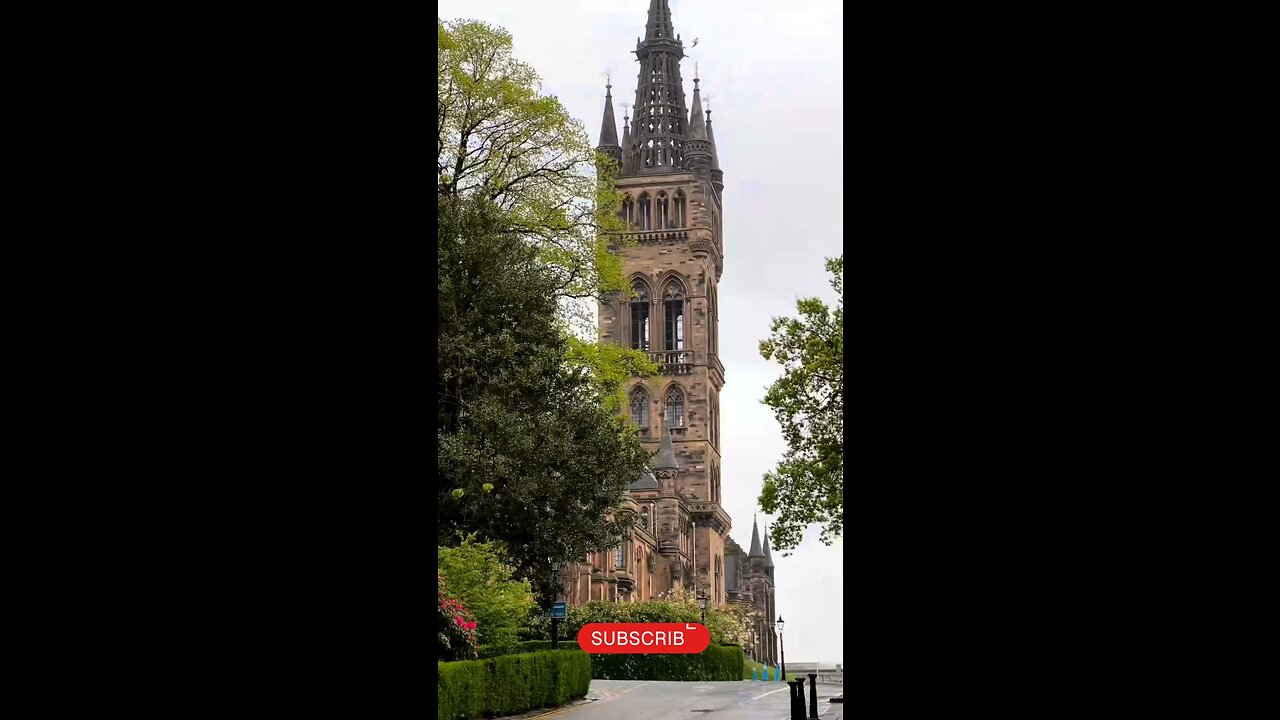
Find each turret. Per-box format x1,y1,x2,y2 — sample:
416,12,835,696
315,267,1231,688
706,103,724,193
596,82,622,167
683,76,712,173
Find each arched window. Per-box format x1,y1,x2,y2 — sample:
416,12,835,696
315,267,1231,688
663,280,684,351
673,191,687,228
630,280,651,351
664,386,685,428
615,546,624,569
657,192,669,229
630,387,650,434
638,193,652,230
620,195,633,227
641,505,651,530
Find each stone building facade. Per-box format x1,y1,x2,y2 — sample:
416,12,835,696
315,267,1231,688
557,0,778,668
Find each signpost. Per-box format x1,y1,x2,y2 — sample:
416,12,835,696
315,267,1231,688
550,601,566,649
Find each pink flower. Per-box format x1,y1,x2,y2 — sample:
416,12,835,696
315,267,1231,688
455,616,464,626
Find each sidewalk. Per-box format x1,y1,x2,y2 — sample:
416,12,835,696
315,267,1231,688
814,683,844,719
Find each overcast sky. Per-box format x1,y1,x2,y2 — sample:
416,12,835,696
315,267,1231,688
438,0,845,666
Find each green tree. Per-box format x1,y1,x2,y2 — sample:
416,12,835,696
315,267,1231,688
438,16,655,403
758,257,844,553
438,195,652,607
437,538,536,652
438,18,629,305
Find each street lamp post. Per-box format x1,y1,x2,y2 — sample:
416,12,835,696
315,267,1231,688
777,615,786,680
698,592,709,625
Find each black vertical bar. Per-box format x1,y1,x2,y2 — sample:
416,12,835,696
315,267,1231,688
808,673,819,718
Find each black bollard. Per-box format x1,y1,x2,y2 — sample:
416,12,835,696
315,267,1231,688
787,680,800,720
808,673,819,718
793,678,807,720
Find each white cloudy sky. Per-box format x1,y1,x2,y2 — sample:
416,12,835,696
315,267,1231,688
438,0,844,665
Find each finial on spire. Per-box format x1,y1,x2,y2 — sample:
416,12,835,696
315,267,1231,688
695,62,699,80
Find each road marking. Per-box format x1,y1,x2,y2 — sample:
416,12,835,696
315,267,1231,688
751,685,791,700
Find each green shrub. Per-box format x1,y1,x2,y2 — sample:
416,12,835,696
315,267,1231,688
480,639,742,682
479,639,580,658
438,539,536,652
588,643,742,681
437,649,591,720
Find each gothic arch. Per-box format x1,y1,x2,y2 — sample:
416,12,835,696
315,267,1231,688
629,385,651,435
660,276,686,352
630,275,653,300
661,382,686,429
629,277,652,351
638,192,652,230
656,272,686,298
620,194,634,227
656,191,670,229
673,190,687,228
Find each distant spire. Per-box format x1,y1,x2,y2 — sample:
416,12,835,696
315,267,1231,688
621,110,633,174
644,0,675,41
687,78,707,141
652,426,679,471
597,82,620,149
763,525,774,567
748,516,763,557
706,105,720,170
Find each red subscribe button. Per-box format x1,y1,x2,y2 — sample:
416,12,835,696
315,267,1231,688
577,623,710,654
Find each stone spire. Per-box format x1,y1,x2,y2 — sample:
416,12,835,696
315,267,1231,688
652,426,679,471
644,0,675,41
706,103,724,192
597,82,621,166
621,112,633,175
748,515,763,557
687,78,708,141
683,76,712,172
762,525,774,567
625,0,688,175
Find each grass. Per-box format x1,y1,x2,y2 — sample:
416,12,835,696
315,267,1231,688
743,658,798,682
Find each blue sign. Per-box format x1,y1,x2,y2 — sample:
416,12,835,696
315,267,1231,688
551,601,567,619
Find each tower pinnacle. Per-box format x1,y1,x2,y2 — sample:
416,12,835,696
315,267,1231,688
645,0,675,41
596,82,621,166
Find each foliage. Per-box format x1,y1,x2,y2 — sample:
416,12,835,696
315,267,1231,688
565,335,658,413
438,573,479,661
438,194,651,608
438,18,633,320
438,538,537,652
477,639,743,682
758,256,844,552
438,649,591,719
589,643,743,681
551,591,751,647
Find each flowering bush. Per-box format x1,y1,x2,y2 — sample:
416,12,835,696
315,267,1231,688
438,573,479,661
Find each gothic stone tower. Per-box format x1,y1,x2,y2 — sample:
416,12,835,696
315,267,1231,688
596,0,731,606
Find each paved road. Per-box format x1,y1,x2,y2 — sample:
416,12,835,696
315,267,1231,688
539,680,844,720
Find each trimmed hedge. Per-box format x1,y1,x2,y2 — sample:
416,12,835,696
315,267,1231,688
478,639,572,659
589,643,743,681
438,649,591,719
484,640,743,682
